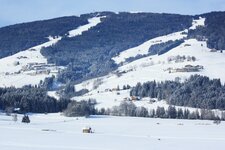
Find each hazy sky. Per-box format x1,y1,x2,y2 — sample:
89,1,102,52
0,0,225,27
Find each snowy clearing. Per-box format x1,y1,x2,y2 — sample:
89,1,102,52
47,91,60,100
189,17,205,30
0,113,224,150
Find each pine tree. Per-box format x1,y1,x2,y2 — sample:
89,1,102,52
167,106,177,119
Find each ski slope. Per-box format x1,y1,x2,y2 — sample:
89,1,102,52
68,16,104,37
0,113,225,150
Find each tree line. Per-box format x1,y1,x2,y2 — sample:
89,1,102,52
148,39,184,55
130,75,225,110
97,101,224,121
63,100,224,121
0,85,70,113
63,99,96,117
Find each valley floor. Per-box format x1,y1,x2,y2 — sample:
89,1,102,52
0,113,225,150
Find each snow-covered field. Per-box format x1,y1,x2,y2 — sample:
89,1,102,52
0,113,225,150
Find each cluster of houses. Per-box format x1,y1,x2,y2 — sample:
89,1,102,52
210,49,223,53
167,55,196,63
166,64,204,73
123,96,158,104
5,61,62,76
104,88,120,92
17,56,28,59
123,96,141,101
25,63,63,76
21,62,55,75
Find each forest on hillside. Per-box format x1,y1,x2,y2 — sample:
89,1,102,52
0,16,88,58
189,11,225,50
41,12,192,84
130,75,225,110
0,86,70,113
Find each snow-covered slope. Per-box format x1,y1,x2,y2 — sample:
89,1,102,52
189,17,205,30
0,113,225,150
73,88,210,114
112,17,205,64
0,36,62,87
73,17,225,110
74,18,210,93
74,39,225,109
0,16,104,88
112,30,187,64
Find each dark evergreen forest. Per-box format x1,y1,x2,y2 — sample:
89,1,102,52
0,86,70,113
189,11,225,50
0,16,88,58
130,75,225,110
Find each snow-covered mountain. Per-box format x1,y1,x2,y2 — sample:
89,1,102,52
0,11,225,112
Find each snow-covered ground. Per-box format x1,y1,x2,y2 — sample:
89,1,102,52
0,113,225,150
47,91,60,100
189,17,205,30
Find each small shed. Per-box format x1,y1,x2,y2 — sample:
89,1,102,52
82,127,92,133
130,96,140,101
